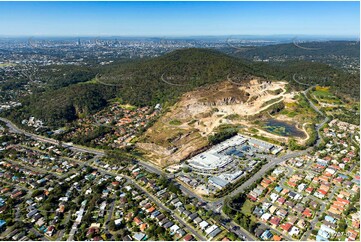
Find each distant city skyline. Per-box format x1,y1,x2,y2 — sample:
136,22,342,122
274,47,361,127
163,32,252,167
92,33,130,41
0,1,359,37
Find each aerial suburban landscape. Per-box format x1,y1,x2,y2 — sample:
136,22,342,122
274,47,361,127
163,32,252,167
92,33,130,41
0,1,360,241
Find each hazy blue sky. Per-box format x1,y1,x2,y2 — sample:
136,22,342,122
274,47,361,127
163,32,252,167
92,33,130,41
0,1,359,37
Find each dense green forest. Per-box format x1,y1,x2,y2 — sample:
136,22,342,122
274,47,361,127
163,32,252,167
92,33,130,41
258,61,360,100
5,49,259,126
224,41,360,59
3,47,359,127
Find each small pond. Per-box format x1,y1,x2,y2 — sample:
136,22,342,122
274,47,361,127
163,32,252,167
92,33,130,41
263,119,306,138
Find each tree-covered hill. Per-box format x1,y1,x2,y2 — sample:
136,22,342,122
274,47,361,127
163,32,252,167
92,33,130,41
223,41,360,59
4,47,359,127
97,48,260,105
6,48,259,126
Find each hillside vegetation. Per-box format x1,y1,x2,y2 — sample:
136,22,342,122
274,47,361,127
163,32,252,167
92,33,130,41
4,47,359,127
6,49,259,126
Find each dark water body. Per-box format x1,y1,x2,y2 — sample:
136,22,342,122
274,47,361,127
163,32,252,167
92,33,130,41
263,119,306,138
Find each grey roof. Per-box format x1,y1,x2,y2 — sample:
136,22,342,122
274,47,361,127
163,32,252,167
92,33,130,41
133,233,145,241
208,228,222,238
177,229,186,237
123,235,133,241
156,214,165,221
163,221,174,229
183,210,191,216
194,217,202,224
209,176,229,188
188,213,198,220
177,207,185,213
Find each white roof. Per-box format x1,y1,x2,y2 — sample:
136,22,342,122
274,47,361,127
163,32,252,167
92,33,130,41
170,224,180,232
289,226,300,236
205,225,218,235
188,135,247,170
270,193,279,202
114,218,123,225
199,220,209,229
261,213,271,221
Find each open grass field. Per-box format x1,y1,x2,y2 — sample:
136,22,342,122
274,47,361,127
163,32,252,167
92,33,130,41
312,86,343,105
241,199,254,215
0,63,16,67
279,94,320,123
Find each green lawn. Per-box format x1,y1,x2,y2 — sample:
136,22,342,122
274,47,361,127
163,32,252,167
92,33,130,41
241,199,254,215
312,89,342,104
169,119,182,125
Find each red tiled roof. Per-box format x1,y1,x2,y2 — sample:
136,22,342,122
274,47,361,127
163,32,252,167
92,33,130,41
288,181,297,187
336,197,350,204
318,189,328,195
247,194,257,202
305,187,313,193
133,217,142,225
280,223,293,232
302,208,312,218
273,235,282,241
269,216,281,226
183,234,193,241
277,197,286,204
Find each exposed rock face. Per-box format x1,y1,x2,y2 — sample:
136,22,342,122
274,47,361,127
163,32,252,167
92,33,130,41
202,96,245,106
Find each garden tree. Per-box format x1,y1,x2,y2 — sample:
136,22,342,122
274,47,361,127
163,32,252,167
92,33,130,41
116,228,130,239
146,224,157,238
168,182,179,194
13,221,26,229
344,191,360,215
155,226,165,235
43,203,53,213
288,138,302,151
222,203,233,216
213,213,221,222
108,220,116,231
160,233,173,241
226,232,238,241
31,189,44,197
138,211,146,219
249,220,257,232
133,207,141,216
198,207,207,216
337,219,347,232
28,232,38,240
182,167,191,173
206,210,213,217
157,175,168,187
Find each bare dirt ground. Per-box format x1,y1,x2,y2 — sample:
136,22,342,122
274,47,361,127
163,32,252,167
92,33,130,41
137,78,304,167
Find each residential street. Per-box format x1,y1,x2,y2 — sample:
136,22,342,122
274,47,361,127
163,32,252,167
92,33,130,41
0,103,330,241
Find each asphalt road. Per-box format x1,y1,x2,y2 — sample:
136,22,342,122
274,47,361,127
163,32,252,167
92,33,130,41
127,179,207,241
301,84,330,146
105,200,116,226
0,117,104,156
0,117,307,241
67,159,206,241
0,103,330,242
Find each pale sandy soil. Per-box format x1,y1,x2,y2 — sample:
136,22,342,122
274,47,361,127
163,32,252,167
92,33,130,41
138,79,304,166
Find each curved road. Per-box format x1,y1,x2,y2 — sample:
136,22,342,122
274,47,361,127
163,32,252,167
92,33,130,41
302,85,329,146
0,82,330,241
0,117,105,156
